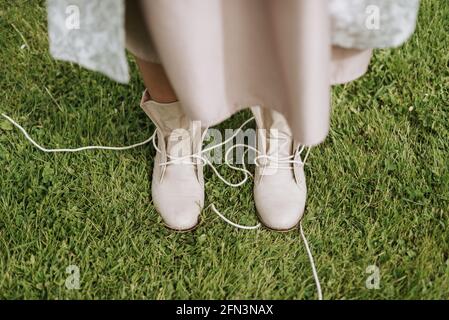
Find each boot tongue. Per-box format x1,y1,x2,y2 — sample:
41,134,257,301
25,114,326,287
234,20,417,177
161,113,194,163
250,106,295,177
146,100,193,163
266,112,292,158
166,129,192,160
264,111,294,177
267,130,292,158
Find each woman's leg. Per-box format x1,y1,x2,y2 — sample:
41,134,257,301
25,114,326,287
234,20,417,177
135,57,178,103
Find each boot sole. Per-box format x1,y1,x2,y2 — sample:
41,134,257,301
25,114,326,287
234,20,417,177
261,222,298,232
256,210,304,233
258,217,299,232
163,217,201,233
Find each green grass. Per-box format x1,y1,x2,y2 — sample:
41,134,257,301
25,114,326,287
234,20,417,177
0,0,448,299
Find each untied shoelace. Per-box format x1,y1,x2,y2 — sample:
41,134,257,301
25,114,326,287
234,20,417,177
1,112,322,300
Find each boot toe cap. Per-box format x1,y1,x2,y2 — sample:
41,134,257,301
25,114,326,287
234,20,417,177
156,201,202,231
152,181,203,231
256,201,305,231
152,165,204,231
254,183,306,231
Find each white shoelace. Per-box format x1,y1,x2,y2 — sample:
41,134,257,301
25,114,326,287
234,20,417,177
1,112,322,300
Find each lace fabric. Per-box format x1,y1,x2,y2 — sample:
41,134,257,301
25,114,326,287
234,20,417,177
47,0,129,83
330,0,420,49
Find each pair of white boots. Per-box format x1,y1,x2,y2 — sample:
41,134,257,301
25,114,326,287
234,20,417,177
141,91,307,231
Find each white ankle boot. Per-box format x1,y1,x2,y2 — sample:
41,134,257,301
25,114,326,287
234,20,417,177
251,106,307,231
140,91,204,231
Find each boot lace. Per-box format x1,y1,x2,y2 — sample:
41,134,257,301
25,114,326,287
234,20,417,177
2,112,322,300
